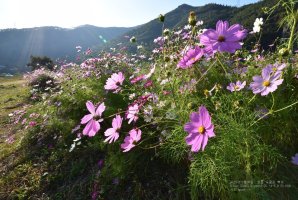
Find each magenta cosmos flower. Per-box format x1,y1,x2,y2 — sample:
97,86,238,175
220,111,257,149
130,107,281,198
104,72,125,92
227,81,246,92
200,20,247,53
127,104,139,124
81,101,105,137
177,46,204,69
292,153,298,165
121,128,142,152
250,67,283,96
184,106,215,152
130,74,145,84
104,115,123,143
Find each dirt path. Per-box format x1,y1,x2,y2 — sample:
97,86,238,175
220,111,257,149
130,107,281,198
0,79,26,86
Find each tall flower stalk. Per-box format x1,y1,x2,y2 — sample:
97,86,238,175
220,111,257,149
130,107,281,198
264,0,298,52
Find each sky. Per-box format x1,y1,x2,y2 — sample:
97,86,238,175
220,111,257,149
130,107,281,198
0,0,259,29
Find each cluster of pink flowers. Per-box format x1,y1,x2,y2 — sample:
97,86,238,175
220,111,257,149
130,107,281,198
80,100,143,152
80,72,150,152
76,21,289,157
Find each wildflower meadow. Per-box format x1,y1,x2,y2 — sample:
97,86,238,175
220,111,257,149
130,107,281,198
1,0,297,199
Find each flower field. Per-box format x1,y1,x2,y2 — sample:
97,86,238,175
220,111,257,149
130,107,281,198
1,2,298,199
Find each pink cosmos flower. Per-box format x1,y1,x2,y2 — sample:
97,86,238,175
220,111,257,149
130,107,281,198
81,101,105,137
130,74,145,84
144,80,153,88
153,36,165,46
177,46,204,69
250,67,283,96
200,20,247,53
144,64,156,79
121,128,142,152
127,104,139,124
104,72,125,93
227,81,246,92
184,106,215,152
292,153,298,165
29,121,37,127
265,63,286,73
5,135,15,144
104,115,123,143
163,90,171,95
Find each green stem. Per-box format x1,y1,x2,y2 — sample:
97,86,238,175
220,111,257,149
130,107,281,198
216,55,232,82
245,141,251,179
250,101,298,127
250,111,273,127
274,101,298,113
287,15,297,51
248,94,256,104
270,93,275,110
197,60,216,83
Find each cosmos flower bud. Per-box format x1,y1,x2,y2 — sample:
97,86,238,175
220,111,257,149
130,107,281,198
262,7,269,14
203,89,210,98
278,48,290,56
163,28,170,35
188,11,197,26
158,14,165,22
130,36,136,43
187,102,195,109
164,56,170,62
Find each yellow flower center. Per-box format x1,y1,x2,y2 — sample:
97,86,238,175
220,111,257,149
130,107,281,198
198,126,205,134
262,80,270,87
204,89,209,97
272,67,277,72
234,85,240,90
218,35,225,42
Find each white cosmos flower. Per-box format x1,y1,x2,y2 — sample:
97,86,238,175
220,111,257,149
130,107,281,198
253,18,263,33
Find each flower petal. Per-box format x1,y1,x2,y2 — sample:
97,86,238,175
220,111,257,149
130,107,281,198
96,102,106,116
81,114,93,124
201,134,209,151
83,120,93,135
191,134,203,152
86,101,96,115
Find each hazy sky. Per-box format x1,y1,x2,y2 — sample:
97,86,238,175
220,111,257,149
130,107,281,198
0,0,259,29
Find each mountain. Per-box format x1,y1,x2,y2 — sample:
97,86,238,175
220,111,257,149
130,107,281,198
107,0,284,52
0,25,133,73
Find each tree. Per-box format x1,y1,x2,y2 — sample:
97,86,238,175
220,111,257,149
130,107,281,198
27,55,54,71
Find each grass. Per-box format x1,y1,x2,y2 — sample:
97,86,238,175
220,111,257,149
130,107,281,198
0,76,28,160
0,76,35,199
